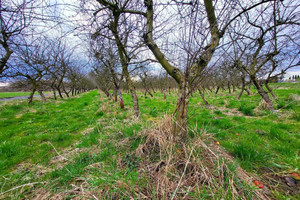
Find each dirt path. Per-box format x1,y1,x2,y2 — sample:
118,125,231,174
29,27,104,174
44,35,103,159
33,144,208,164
0,94,51,102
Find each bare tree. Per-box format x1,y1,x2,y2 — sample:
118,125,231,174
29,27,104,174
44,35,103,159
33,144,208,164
0,0,37,74
81,0,277,141
141,0,277,141
138,66,154,98
46,39,75,99
5,37,55,103
226,0,300,109
90,38,126,108
85,0,149,117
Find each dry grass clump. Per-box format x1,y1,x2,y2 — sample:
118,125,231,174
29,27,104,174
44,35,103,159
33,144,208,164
288,94,300,102
31,182,103,200
136,116,272,200
257,100,270,111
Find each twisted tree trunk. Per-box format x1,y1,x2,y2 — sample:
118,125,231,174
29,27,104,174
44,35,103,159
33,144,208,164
38,89,46,103
265,81,277,100
28,83,37,104
251,76,273,109
124,69,139,117
52,87,57,100
174,83,189,142
117,89,124,109
198,89,210,106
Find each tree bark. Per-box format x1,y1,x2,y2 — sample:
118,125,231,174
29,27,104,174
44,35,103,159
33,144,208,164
228,81,231,94
251,76,273,109
124,69,139,117
52,87,57,100
146,88,153,97
110,11,139,117
246,88,251,95
198,89,210,106
28,85,36,104
237,88,244,100
215,87,220,94
57,87,63,99
0,41,13,74
143,0,221,142
62,83,69,98
113,88,118,102
38,89,46,103
117,89,124,109
265,82,277,100
174,84,189,142
237,73,246,100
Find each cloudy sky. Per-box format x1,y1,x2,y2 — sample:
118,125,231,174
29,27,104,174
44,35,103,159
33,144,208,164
1,0,299,84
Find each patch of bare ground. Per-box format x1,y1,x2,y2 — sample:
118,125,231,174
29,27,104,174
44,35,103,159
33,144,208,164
277,87,290,90
213,106,258,119
217,106,245,117
289,94,300,102
197,101,257,118
135,116,271,199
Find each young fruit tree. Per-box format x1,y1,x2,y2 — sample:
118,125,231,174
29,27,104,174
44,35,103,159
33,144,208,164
225,0,300,109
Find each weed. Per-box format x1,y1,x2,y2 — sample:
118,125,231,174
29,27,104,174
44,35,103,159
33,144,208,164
232,142,270,170
214,110,222,115
212,118,233,129
77,130,100,148
149,106,158,117
238,103,255,116
96,110,104,117
122,154,139,169
290,112,300,121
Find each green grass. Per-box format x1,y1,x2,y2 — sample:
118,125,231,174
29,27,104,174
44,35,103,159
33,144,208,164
0,91,51,99
0,92,52,99
0,91,101,174
0,92,32,98
0,83,299,199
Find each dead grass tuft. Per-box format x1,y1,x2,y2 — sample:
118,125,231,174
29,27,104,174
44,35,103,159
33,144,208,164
257,100,269,111
31,182,102,200
135,116,272,200
100,104,109,113
81,127,94,135
288,94,300,102
136,116,174,159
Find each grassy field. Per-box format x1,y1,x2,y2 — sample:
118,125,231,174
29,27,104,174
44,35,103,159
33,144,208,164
0,92,51,99
0,82,299,199
0,92,33,98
